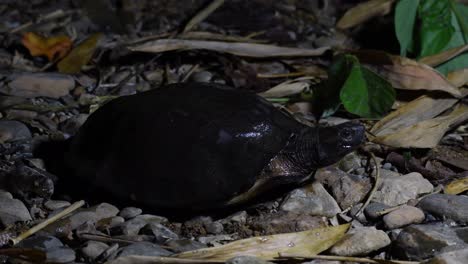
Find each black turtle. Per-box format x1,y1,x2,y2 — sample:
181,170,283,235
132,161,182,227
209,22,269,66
57,83,364,211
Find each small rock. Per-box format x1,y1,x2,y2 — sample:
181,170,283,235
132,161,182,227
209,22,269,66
205,221,224,234
92,203,120,220
329,226,391,256
426,247,468,264
140,222,178,243
383,205,425,229
165,239,207,253
364,202,391,220
5,73,74,98
419,194,468,223
134,214,168,224
119,207,142,219
112,217,147,236
190,71,213,83
60,114,88,135
226,255,274,264
44,200,71,211
0,120,31,143
225,211,247,224
280,182,341,217
338,152,362,172
118,242,171,257
315,167,371,209
372,172,433,206
198,234,234,246
81,241,109,260
68,203,119,229
382,163,393,170
46,247,76,263
0,196,32,226
97,216,125,231
393,223,468,260
250,211,327,235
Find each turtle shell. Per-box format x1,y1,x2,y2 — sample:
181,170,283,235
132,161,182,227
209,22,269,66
65,83,306,210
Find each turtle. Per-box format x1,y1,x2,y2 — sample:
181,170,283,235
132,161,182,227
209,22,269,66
57,82,365,212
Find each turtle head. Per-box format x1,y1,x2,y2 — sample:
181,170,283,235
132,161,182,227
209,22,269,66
314,121,365,167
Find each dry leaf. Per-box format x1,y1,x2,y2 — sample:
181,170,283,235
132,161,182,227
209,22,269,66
129,39,329,58
447,69,468,87
258,77,315,97
336,0,395,29
57,33,102,74
373,104,468,148
419,44,468,67
371,95,459,136
173,224,350,262
21,32,72,61
444,177,468,195
353,50,461,97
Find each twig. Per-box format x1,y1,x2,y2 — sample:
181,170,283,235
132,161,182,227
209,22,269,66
109,255,223,264
181,64,200,82
10,10,70,33
9,200,85,245
355,153,380,217
183,0,225,33
278,253,421,264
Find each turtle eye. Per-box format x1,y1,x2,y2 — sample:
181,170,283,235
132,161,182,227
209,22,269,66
339,128,354,141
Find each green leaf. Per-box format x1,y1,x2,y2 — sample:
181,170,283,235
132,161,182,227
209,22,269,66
395,0,420,56
436,3,468,74
313,54,354,118
419,0,455,57
340,65,395,118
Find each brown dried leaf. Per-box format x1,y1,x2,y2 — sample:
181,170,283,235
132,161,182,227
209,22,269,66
353,50,461,97
419,45,468,67
372,104,468,148
336,0,395,29
57,33,102,74
371,95,459,136
444,177,468,195
129,39,329,58
258,77,315,97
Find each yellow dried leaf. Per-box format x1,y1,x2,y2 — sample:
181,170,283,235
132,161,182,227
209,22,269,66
444,177,468,195
447,69,468,87
21,32,72,61
419,45,468,67
57,33,102,74
172,224,350,262
337,0,395,29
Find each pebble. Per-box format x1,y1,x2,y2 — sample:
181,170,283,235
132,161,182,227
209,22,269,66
226,255,274,264
198,234,234,246
0,196,32,226
117,242,171,257
382,162,393,170
81,241,110,260
118,207,143,219
0,120,31,143
190,71,213,83
97,216,125,231
68,203,119,229
372,172,433,206
59,114,88,136
44,200,71,211
393,223,468,260
5,73,74,98
112,217,147,236
280,182,341,217
329,226,391,256
383,205,425,229
18,235,63,249
225,211,247,224
140,222,178,243
165,239,207,253
418,194,468,223
133,214,168,224
315,167,371,209
426,247,468,264
250,211,327,235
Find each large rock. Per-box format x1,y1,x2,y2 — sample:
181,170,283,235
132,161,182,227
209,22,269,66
0,196,32,226
329,226,391,256
372,172,433,206
280,182,341,217
383,205,425,229
393,223,468,260
0,120,31,143
419,194,468,223
426,247,468,264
